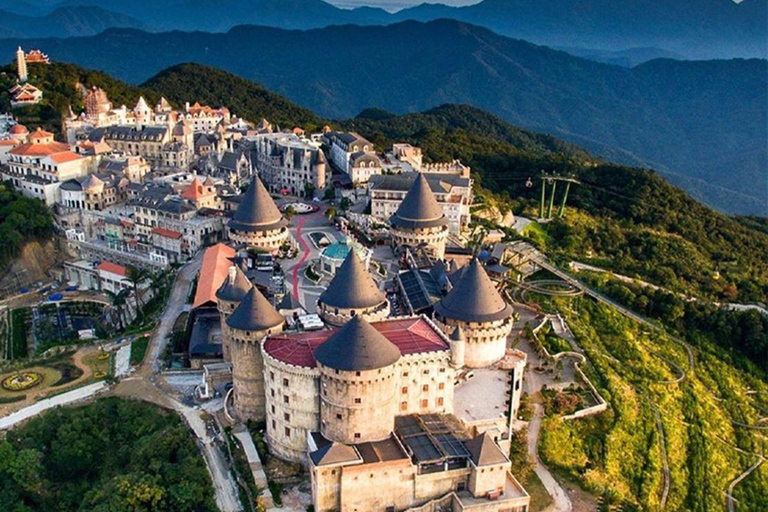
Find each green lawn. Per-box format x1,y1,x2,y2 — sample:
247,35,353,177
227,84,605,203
129,337,149,366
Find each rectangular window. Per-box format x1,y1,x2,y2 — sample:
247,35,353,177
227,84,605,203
400,402,408,411
401,387,408,395
438,382,445,390
284,395,289,404
285,427,291,437
336,413,342,420
422,384,429,392
420,399,428,408
283,378,289,386
354,398,361,404
438,397,444,406
284,412,290,422
354,433,361,439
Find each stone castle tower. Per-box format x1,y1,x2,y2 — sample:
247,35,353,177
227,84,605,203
225,286,285,421
215,264,251,361
16,47,27,82
314,316,401,444
433,258,515,368
227,177,289,253
316,250,390,326
390,172,449,259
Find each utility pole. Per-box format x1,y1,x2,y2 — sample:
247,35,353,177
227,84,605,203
558,181,572,217
547,180,557,219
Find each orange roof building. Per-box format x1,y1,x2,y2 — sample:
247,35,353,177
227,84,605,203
193,243,236,309
97,261,128,277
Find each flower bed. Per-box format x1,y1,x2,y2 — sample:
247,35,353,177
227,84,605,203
2,371,43,392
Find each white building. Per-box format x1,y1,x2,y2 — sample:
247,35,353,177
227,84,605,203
369,173,473,234
250,132,326,196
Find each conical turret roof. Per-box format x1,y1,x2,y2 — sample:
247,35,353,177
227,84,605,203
216,265,251,303
226,287,285,332
434,259,513,323
314,316,400,372
450,325,465,342
228,177,288,232
390,173,448,229
319,250,386,310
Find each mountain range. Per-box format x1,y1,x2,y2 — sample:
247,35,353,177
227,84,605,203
3,20,765,215
1,0,765,60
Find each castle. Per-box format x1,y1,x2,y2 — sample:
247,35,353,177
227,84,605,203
216,173,529,512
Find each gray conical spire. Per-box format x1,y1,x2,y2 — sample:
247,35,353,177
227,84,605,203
226,287,284,332
435,259,513,323
451,325,465,342
318,250,386,310
229,177,287,232
216,265,251,303
390,173,448,229
314,315,400,372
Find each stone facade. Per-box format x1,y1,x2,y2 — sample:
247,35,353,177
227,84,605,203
229,325,283,422
433,316,514,369
390,223,449,260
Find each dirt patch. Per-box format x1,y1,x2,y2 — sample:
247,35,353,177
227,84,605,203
0,239,60,290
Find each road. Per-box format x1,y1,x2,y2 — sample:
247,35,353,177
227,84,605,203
0,381,107,430
527,404,572,512
726,456,764,512
139,250,202,377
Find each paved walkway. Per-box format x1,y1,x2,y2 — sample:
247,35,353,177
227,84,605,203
528,403,572,512
292,216,309,300
0,381,107,430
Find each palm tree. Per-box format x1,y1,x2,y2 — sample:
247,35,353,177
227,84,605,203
125,265,149,319
104,289,130,332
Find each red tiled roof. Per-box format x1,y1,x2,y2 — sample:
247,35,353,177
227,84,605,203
181,177,205,200
97,261,127,277
10,141,71,156
48,151,82,164
0,139,19,146
152,227,183,239
263,317,449,368
9,124,28,134
193,243,236,309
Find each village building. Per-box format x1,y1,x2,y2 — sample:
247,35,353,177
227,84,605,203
370,172,472,235
324,131,381,183
389,173,450,260
9,83,43,108
251,132,326,197
2,128,91,205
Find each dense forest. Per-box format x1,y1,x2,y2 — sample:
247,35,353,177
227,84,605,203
142,63,325,131
0,61,155,133
0,398,217,512
0,182,53,273
345,105,768,303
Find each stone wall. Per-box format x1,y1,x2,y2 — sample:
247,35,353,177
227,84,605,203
228,226,289,254
320,363,398,444
396,352,455,416
263,351,321,463
317,300,390,327
434,316,514,369
391,224,448,260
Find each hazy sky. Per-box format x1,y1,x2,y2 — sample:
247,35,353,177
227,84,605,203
327,0,481,12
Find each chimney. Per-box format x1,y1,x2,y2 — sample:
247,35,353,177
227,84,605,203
228,265,237,284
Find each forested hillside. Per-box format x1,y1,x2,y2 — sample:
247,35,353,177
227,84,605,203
143,63,325,130
344,105,768,305
3,20,764,214
0,398,217,511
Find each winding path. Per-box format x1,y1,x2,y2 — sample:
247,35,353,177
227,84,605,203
291,217,309,300
528,404,573,512
726,457,764,512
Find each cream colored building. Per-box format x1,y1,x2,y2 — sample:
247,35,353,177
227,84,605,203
389,173,450,260
370,173,472,235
